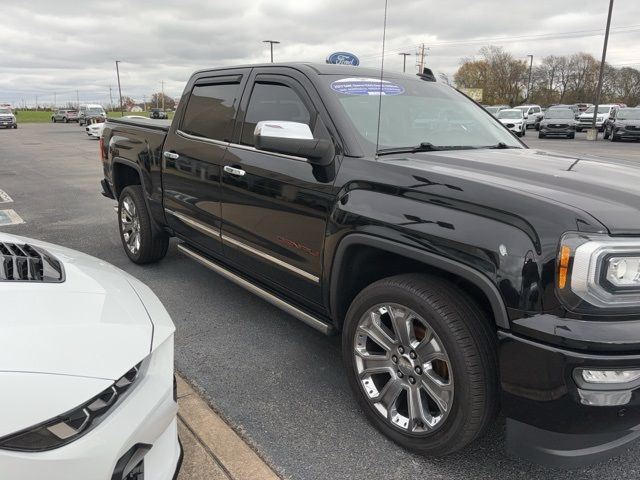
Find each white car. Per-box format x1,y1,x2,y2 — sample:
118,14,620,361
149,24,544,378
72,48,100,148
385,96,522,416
576,104,619,132
0,233,182,480
514,104,543,129
85,121,105,139
497,108,526,137
86,116,149,138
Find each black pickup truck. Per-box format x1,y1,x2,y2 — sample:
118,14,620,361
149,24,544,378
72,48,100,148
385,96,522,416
100,63,640,468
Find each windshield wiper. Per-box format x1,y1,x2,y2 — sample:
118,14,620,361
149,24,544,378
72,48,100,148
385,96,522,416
376,142,443,157
478,142,521,149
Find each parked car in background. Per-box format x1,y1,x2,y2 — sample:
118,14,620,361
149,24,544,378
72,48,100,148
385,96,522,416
574,103,592,113
603,107,640,142
86,116,147,139
548,104,580,120
497,108,526,136
514,104,543,129
0,233,182,479
0,107,17,129
538,108,576,139
51,109,79,123
78,104,106,126
576,104,619,132
150,108,168,119
484,105,510,116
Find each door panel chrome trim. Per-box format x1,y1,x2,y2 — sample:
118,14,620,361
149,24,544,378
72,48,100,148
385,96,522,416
227,142,308,163
222,234,320,283
166,209,221,238
177,243,333,335
177,130,229,147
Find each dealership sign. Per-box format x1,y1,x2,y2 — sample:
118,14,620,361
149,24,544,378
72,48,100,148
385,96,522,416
326,52,360,66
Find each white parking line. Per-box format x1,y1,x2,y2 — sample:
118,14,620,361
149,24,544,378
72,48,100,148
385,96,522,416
0,189,12,203
0,209,24,226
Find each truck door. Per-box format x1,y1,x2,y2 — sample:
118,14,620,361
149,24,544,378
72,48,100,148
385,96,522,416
162,69,249,255
220,69,338,308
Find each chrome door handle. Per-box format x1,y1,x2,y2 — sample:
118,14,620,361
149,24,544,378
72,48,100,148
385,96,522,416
163,151,179,160
224,166,246,177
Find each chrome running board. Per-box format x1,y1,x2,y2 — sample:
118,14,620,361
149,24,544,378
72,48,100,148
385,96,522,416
177,243,335,335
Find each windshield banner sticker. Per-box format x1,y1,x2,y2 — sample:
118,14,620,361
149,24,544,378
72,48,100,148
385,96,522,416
331,77,404,96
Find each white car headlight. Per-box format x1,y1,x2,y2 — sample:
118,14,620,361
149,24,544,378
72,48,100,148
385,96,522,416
0,361,143,451
557,233,640,311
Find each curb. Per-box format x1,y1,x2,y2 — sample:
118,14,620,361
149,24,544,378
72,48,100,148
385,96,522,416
176,374,280,480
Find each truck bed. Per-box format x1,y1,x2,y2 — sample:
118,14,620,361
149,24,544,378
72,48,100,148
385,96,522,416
106,117,171,132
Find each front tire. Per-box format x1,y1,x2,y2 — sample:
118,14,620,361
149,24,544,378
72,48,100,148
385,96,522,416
538,133,545,139
342,274,499,456
64,117,68,123
118,185,169,264
611,134,619,142
603,128,610,140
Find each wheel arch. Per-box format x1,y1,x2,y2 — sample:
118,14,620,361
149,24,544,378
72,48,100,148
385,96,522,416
329,234,509,331
112,157,143,199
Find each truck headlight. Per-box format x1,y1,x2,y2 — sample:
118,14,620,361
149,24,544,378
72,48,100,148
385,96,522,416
557,233,640,311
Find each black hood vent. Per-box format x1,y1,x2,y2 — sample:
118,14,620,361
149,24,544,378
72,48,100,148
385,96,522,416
0,243,64,282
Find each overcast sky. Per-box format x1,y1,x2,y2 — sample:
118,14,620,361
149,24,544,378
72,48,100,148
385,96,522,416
1,0,639,107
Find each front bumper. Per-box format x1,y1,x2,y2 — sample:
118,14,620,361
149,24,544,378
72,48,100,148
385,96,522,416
503,123,525,134
0,337,181,480
0,120,17,128
614,128,640,139
540,125,575,136
500,330,640,468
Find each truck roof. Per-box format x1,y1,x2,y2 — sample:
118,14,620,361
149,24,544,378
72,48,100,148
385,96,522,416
193,62,410,80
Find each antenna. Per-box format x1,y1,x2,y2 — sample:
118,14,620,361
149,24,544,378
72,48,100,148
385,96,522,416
374,0,389,159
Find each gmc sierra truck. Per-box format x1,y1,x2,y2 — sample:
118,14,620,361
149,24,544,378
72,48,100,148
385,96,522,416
100,63,640,468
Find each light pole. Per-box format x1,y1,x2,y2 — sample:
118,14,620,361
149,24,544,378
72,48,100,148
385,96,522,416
526,54,534,102
115,60,124,117
590,0,614,141
398,52,411,73
263,40,280,63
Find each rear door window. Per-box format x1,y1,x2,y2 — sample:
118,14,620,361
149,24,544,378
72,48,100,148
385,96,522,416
181,81,242,142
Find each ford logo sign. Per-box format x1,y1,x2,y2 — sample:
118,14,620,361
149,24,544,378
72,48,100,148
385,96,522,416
326,52,360,66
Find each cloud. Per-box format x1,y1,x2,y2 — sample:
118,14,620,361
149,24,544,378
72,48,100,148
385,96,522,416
1,0,638,106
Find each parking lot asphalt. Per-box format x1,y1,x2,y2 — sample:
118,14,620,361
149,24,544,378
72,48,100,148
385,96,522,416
2,123,640,480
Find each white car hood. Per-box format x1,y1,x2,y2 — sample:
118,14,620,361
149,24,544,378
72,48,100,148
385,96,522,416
499,118,521,124
0,233,152,380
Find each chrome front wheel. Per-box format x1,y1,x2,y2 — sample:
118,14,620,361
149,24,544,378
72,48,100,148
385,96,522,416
354,303,453,434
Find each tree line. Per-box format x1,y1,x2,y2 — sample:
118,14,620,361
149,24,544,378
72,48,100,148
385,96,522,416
453,46,640,107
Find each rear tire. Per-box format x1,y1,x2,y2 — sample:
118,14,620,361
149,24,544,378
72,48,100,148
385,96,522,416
576,127,582,132
569,133,575,139
64,117,68,123
611,134,619,142
342,274,499,457
538,133,545,139
603,128,610,140
118,185,169,264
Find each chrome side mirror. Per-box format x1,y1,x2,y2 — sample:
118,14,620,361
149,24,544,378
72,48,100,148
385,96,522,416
254,120,334,166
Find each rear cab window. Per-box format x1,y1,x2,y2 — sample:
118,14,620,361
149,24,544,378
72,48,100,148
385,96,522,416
180,78,243,142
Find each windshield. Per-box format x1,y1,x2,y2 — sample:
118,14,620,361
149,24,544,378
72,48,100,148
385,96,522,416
545,109,574,119
584,106,611,114
324,76,522,153
0,108,11,114
485,106,500,114
617,109,640,120
497,110,522,119
86,108,104,115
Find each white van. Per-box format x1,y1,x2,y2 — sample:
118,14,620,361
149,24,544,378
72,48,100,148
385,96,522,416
78,104,106,126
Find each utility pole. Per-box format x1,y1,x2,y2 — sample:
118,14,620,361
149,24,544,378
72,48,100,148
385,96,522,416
109,86,114,111
416,44,429,73
115,60,124,117
398,52,411,73
76,90,80,109
526,54,534,102
143,95,147,112
35,95,38,110
54,92,56,108
161,80,165,111
263,40,280,63
591,0,614,141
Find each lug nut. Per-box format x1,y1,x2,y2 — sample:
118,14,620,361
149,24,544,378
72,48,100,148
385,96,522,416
409,376,416,384
398,346,405,354
415,366,422,375
397,371,404,378
409,351,417,359
392,355,398,363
